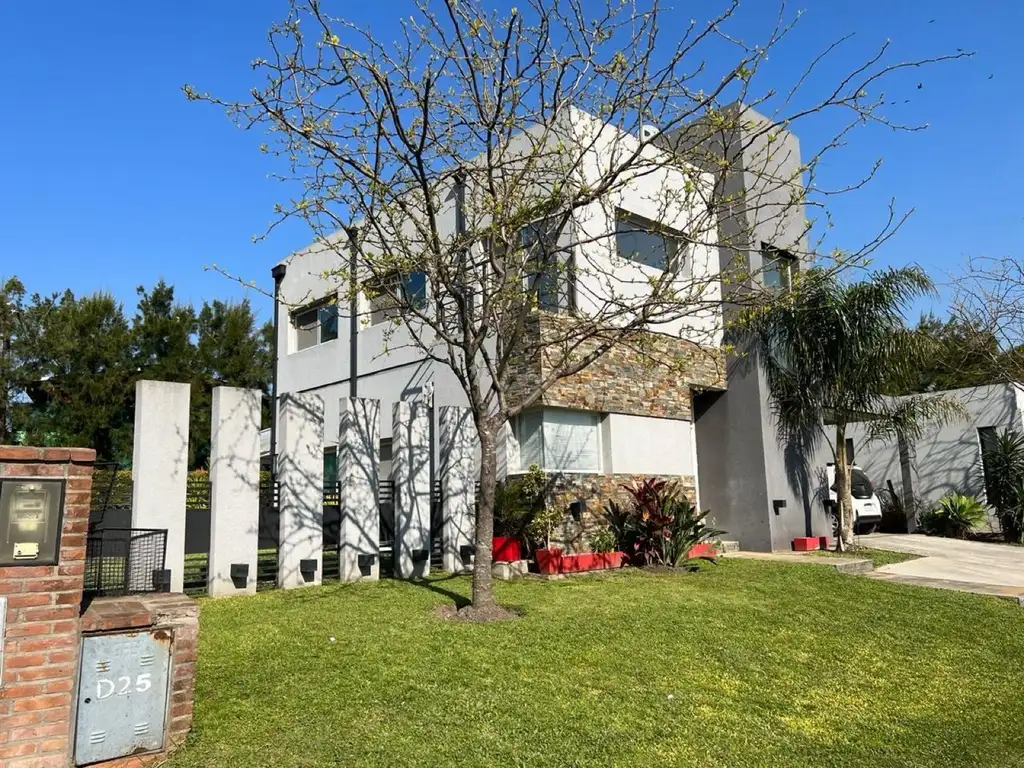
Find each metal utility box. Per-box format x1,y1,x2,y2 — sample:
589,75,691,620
0,478,65,565
75,629,173,765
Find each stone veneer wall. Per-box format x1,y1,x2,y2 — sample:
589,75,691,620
512,471,698,551
507,312,725,419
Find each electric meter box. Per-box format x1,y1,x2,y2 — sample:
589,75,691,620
0,478,65,566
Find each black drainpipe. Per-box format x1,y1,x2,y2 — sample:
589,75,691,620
344,226,359,399
269,263,287,474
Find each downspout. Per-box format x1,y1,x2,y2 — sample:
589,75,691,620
344,226,360,399
269,263,287,474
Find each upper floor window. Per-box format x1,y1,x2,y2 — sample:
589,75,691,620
762,244,796,290
367,271,428,325
516,409,602,473
616,212,683,272
293,303,339,351
521,219,575,313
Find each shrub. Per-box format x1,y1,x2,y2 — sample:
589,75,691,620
919,493,987,539
604,478,724,567
587,528,616,553
493,464,547,539
980,429,1024,543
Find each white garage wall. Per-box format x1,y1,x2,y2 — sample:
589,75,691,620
606,413,695,476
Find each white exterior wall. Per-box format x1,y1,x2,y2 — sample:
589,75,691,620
841,384,1024,508
604,414,696,477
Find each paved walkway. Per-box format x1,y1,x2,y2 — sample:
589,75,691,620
860,533,1024,602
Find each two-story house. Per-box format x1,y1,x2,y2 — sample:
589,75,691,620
266,103,832,552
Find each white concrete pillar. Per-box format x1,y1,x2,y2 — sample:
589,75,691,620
439,406,478,573
338,397,380,581
132,380,190,593
278,392,325,589
392,401,431,579
208,387,262,596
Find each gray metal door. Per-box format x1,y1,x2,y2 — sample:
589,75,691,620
75,629,172,765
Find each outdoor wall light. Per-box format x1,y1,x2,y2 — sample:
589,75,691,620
459,544,476,564
569,499,586,522
152,569,172,593
772,499,787,516
411,549,430,564
230,563,250,586
357,553,376,568
300,559,318,580
0,479,66,566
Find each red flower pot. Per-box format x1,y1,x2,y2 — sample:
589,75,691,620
687,543,718,560
598,551,624,569
557,552,625,573
535,548,563,574
492,536,522,563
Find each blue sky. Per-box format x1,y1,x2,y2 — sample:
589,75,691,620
0,1,1018,323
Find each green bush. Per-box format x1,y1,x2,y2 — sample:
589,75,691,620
587,528,616,553
919,493,987,539
980,429,1024,543
604,478,724,567
493,465,547,539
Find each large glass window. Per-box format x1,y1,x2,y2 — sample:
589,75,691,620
521,219,574,312
979,426,999,503
293,303,339,351
368,271,428,325
516,409,602,473
616,212,681,271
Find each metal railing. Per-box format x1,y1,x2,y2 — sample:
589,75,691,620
84,527,169,599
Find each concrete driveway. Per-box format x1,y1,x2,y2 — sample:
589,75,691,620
861,533,1024,599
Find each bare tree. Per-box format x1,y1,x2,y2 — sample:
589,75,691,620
187,0,965,615
951,255,1024,381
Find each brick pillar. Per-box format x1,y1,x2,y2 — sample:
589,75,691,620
337,397,380,582
277,392,324,589
439,406,478,574
0,445,95,768
392,401,431,579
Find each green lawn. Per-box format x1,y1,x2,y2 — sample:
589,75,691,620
169,560,1024,768
810,547,923,568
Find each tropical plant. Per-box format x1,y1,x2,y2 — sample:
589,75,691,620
604,478,724,567
918,493,987,539
738,266,960,551
526,505,565,553
980,428,1024,543
492,465,547,539
587,528,617,554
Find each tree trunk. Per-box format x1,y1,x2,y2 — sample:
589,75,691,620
835,422,855,552
471,419,497,609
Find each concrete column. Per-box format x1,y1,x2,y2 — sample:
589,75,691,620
392,401,431,579
338,397,380,581
132,380,190,593
278,392,325,589
439,406,478,573
208,387,262,596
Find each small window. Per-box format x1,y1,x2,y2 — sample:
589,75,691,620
515,409,601,473
323,448,338,485
379,438,393,479
293,303,338,351
615,212,682,272
521,219,574,312
762,244,796,290
367,272,428,325
979,426,999,503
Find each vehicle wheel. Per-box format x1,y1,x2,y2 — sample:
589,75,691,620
827,503,839,538
856,522,878,536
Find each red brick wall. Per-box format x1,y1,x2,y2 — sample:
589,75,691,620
0,445,95,768
79,593,200,768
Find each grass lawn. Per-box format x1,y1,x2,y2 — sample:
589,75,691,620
810,547,923,568
168,560,1024,768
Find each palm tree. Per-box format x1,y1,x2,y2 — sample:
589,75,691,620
738,266,958,551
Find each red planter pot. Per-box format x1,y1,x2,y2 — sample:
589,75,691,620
557,551,625,573
687,543,718,560
535,548,563,574
493,537,523,563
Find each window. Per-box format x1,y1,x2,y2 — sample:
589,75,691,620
979,426,999,503
516,409,602,473
293,303,339,351
323,448,338,484
615,212,682,271
762,244,796,290
521,219,575,312
367,271,428,325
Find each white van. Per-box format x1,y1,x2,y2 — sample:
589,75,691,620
825,463,883,535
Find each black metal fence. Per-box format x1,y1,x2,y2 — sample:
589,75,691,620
84,527,169,599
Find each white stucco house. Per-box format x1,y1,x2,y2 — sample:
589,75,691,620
265,104,837,551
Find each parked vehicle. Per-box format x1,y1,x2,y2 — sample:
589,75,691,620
825,463,883,535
